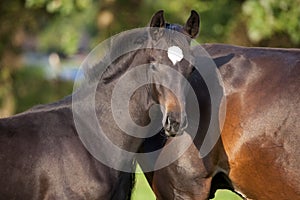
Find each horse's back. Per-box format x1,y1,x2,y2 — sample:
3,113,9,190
153,44,300,199
204,44,300,199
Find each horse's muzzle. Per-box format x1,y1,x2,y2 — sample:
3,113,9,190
164,112,188,137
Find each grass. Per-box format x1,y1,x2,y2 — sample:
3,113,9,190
131,171,156,200
132,165,242,200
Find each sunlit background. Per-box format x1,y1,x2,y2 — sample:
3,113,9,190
0,0,299,199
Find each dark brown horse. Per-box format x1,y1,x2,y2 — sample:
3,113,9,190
0,11,200,199
150,44,300,199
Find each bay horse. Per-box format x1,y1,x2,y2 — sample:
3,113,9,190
0,10,200,199
148,44,300,199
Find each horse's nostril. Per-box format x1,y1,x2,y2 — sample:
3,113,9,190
164,115,180,132
164,116,171,131
172,121,180,132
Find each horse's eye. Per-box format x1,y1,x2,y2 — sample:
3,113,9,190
149,56,156,63
191,66,196,73
150,63,157,71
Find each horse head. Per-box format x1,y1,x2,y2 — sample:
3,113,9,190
95,10,200,139
147,10,200,137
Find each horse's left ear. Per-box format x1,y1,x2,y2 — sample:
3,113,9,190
149,10,165,40
184,10,200,38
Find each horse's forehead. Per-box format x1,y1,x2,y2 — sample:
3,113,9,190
153,37,189,55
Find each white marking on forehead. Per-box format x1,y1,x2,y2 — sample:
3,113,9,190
167,46,183,65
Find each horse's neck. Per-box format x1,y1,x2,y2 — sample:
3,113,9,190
71,81,148,176
95,82,149,148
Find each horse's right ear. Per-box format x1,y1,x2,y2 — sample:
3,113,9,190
150,10,165,27
149,10,165,40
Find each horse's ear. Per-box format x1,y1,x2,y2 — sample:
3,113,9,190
150,10,165,28
184,10,200,38
149,10,165,40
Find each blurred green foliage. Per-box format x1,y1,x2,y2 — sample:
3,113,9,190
0,0,298,198
11,66,73,113
26,0,300,56
37,9,97,55
243,0,300,44
0,67,15,117
24,0,98,55
1,0,299,62
25,0,93,15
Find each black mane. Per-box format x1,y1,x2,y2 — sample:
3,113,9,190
111,160,136,200
83,29,148,84
84,23,187,84
165,23,184,32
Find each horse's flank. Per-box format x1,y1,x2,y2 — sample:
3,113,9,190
210,44,300,199
152,44,300,200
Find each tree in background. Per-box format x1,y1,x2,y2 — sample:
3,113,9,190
0,0,299,116
0,0,46,116
94,0,300,47
242,0,300,47
0,0,96,117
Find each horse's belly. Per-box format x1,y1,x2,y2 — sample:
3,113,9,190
227,135,300,200
0,132,110,199
222,83,300,199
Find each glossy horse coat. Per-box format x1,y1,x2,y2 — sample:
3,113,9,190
151,44,300,200
0,10,199,199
